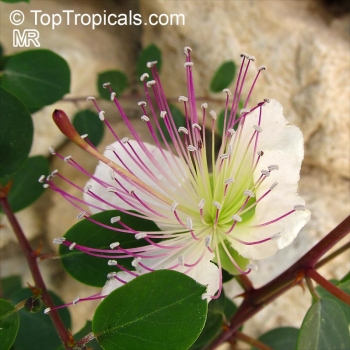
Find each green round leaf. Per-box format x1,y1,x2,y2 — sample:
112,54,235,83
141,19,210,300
11,288,71,350
1,275,22,301
97,70,128,100
253,327,299,350
0,49,70,113
190,290,237,349
59,210,160,287
136,44,162,81
297,298,350,350
72,109,104,147
210,61,236,93
1,156,49,213
93,270,207,350
0,299,19,350
0,88,33,180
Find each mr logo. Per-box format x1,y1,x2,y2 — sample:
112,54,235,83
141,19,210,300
13,29,40,47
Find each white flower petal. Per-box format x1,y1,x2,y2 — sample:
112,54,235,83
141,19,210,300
101,271,135,296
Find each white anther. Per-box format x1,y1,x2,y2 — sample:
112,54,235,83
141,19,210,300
77,211,86,220
69,242,76,250
51,169,58,177
49,146,56,155
108,260,118,266
258,65,267,71
43,184,49,188
109,169,115,181
107,272,117,279
64,155,72,162
186,218,193,230
244,190,255,197
240,52,249,58
228,129,236,136
178,96,188,102
223,88,232,95
184,62,193,67
192,123,201,131
110,216,121,224
178,255,185,266
160,111,167,119
188,145,197,152
107,187,117,193
135,232,147,240
257,150,264,156
138,101,147,106
209,110,217,120
146,80,156,87
171,202,179,212
106,145,116,152
99,110,105,120
110,242,120,249
269,182,278,191
247,263,258,271
232,215,242,222
240,108,250,115
38,175,45,183
213,201,221,210
146,61,157,68
84,185,92,193
110,92,116,101
121,137,129,144
201,103,208,109
205,235,212,248
183,46,192,56
271,232,282,240
220,154,229,160
178,127,188,134
225,178,235,185
264,98,270,103
253,125,263,133
129,188,136,195
46,175,52,182
86,96,95,101
248,55,255,61
140,73,149,81
132,257,141,267
268,165,279,171
261,170,270,177
294,205,306,211
73,296,80,305
201,293,212,300
141,115,150,122
44,307,51,314
53,237,66,244
102,82,110,88
198,199,205,209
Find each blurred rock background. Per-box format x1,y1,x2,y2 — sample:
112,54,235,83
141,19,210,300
0,0,349,346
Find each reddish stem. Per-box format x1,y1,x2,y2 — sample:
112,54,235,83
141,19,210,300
306,268,350,305
0,197,73,349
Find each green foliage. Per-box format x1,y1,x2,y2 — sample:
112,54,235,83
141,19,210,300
11,288,71,350
93,270,207,350
190,290,237,349
59,210,160,287
297,298,349,350
97,70,128,100
0,88,33,180
210,61,236,93
253,327,299,350
0,299,19,350
0,156,49,213
0,49,70,113
1,0,29,3
1,276,22,300
72,109,104,147
137,44,162,80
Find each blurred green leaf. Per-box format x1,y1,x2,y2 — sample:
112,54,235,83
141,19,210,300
1,0,29,3
297,298,349,350
136,44,162,80
97,70,128,100
93,270,207,350
11,288,71,350
253,327,299,350
72,109,104,147
0,298,19,350
59,210,160,287
0,88,33,180
1,276,22,300
190,290,237,349
1,156,49,213
0,49,70,113
210,61,236,93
